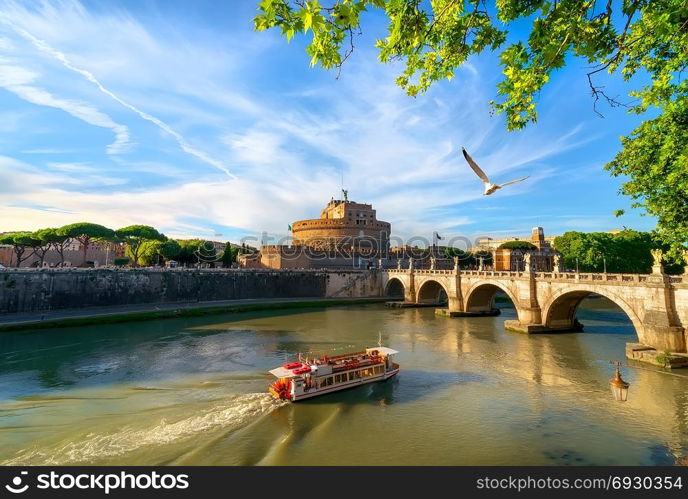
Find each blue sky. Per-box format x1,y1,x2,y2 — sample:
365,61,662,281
0,0,655,246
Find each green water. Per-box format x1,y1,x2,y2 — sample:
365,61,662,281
0,299,686,465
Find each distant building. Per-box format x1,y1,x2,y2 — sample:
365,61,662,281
239,193,391,270
476,227,557,251
0,239,126,268
477,227,560,272
291,195,390,252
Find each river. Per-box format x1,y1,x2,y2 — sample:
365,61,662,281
0,298,686,465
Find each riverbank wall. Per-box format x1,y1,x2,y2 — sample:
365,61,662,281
0,269,383,315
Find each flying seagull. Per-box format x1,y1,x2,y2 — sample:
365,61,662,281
461,147,530,196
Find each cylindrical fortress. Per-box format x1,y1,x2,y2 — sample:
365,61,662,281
291,198,390,251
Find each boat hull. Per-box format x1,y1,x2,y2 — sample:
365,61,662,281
290,367,399,401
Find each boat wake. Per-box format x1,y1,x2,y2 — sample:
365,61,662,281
2,393,286,465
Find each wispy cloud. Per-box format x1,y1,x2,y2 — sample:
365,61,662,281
0,13,237,179
0,0,654,240
0,59,130,153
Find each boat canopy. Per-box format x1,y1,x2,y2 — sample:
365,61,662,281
367,347,399,356
269,366,309,379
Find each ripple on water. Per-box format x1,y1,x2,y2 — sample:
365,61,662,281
2,393,287,465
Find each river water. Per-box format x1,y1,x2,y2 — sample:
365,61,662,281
0,299,687,466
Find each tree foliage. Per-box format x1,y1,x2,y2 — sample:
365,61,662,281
134,239,181,266
553,229,682,274
221,243,238,267
0,223,240,269
498,240,537,250
117,225,167,267
174,240,207,265
0,232,39,267
58,222,116,266
255,0,688,251
607,97,688,258
34,228,70,267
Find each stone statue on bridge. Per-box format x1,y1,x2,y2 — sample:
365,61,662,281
397,259,402,270
651,249,664,274
408,258,414,271
651,249,664,266
553,253,562,273
478,256,485,271
683,249,688,275
430,256,436,270
453,256,459,272
523,252,532,272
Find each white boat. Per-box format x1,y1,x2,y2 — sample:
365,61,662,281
268,347,400,401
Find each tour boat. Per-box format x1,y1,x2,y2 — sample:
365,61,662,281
268,347,400,401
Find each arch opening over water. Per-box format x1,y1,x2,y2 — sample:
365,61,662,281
384,278,405,299
417,280,448,304
465,283,517,314
544,290,641,338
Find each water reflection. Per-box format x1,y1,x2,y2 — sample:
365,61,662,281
0,297,686,465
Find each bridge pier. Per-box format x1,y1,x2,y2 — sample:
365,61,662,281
503,319,583,334
381,267,688,366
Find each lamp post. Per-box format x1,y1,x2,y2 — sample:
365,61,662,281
576,257,579,273
609,361,630,402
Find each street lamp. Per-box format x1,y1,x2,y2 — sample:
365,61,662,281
609,361,630,402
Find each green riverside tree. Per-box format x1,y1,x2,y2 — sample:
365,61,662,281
255,0,688,252
552,229,675,274
29,229,54,267
443,246,474,268
117,225,167,267
136,239,181,266
497,241,538,251
34,228,70,267
0,232,39,267
221,243,238,267
58,223,115,267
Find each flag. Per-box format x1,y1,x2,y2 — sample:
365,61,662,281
433,231,443,240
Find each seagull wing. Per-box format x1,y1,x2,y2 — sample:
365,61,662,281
498,176,530,188
462,147,490,184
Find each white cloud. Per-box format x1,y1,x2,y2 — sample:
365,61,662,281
0,0,608,242
0,16,237,179
0,61,130,154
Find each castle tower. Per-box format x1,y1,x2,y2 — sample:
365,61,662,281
291,195,391,252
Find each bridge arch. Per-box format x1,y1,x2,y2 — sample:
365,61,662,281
384,277,405,299
541,286,644,340
464,281,519,315
416,279,449,304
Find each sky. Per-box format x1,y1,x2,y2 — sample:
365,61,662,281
0,0,656,248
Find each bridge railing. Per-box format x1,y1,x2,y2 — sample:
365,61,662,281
384,268,686,284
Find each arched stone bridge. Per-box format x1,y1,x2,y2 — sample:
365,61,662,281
382,267,688,354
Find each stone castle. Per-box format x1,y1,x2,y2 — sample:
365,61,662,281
240,193,391,270
291,194,390,250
